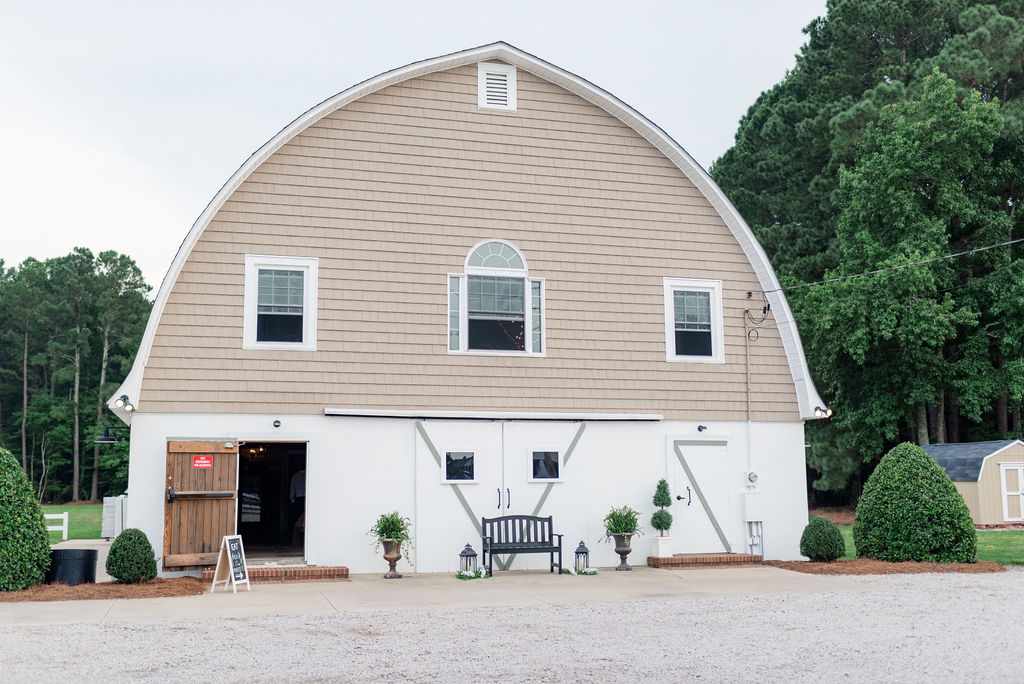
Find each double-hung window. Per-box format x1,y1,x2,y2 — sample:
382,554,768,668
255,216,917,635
663,278,724,363
448,240,544,355
243,255,318,351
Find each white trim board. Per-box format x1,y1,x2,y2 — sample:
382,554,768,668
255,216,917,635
109,42,825,422
324,408,662,421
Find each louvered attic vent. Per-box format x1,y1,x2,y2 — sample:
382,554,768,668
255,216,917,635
478,62,517,111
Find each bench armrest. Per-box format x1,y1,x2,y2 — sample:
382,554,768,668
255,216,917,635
552,533,563,544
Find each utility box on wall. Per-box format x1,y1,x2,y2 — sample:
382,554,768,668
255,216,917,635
742,491,765,522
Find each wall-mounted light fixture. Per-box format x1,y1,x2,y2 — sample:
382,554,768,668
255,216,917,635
697,425,708,432
94,426,130,444
813,406,833,418
114,394,135,412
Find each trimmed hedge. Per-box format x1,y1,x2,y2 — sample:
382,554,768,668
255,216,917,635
0,446,51,591
800,515,845,562
854,442,976,563
106,528,157,583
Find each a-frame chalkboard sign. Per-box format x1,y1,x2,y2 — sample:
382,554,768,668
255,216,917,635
210,534,251,593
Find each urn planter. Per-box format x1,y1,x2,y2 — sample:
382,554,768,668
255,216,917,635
382,539,403,579
613,534,633,571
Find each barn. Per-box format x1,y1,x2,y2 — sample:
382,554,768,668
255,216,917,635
109,42,827,575
923,440,1024,526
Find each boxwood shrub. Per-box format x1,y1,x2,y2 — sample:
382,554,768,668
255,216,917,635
799,515,845,562
106,528,158,583
0,446,51,591
854,442,976,563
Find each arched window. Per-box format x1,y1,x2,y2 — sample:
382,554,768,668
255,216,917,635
448,240,544,355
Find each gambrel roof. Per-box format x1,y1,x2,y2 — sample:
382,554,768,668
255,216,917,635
109,42,826,422
923,440,1024,482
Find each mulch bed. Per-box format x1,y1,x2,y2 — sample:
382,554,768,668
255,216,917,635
809,507,855,526
765,558,1005,575
0,577,206,602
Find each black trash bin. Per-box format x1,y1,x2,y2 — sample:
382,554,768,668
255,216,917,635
46,549,98,586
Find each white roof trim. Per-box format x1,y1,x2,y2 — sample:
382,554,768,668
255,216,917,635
325,408,662,421
110,41,825,423
977,440,1024,481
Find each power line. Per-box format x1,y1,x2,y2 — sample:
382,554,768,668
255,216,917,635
767,237,1024,293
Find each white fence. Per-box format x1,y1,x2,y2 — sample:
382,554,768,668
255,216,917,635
45,512,68,541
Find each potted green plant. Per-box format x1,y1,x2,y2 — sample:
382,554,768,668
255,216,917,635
650,479,674,559
368,511,412,579
603,505,643,571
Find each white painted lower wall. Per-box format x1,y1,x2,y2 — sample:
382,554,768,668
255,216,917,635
125,413,809,575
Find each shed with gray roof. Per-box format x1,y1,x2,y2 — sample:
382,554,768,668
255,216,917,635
923,440,1024,525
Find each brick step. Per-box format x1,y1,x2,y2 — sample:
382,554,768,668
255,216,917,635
647,553,762,568
201,565,349,584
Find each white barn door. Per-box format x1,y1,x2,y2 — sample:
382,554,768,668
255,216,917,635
414,421,502,573
413,420,587,572
500,422,588,570
670,440,741,554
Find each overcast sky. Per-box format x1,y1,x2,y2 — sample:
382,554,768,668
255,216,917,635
0,0,826,290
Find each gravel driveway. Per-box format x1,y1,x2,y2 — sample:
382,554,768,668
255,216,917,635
4,568,1021,682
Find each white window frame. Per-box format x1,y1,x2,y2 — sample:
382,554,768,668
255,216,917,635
663,277,724,364
243,254,319,351
1001,463,1024,522
448,240,545,357
527,448,563,483
442,448,478,484
478,62,517,112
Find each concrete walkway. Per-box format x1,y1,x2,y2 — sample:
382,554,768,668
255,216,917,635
0,565,878,627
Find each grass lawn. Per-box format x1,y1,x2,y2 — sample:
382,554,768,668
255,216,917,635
41,504,102,542
838,525,1024,564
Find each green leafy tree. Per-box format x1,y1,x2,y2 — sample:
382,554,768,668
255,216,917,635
800,515,846,562
88,251,150,500
854,442,976,562
800,70,1007,463
715,0,1024,495
105,528,157,583
0,250,150,503
0,446,51,591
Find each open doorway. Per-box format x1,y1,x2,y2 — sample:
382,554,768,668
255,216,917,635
238,442,307,563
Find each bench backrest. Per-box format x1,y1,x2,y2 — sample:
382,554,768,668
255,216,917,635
482,515,554,545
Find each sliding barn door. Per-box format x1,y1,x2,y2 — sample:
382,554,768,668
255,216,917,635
164,440,238,569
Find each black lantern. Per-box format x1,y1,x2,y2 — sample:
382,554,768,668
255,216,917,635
459,543,478,574
575,540,590,573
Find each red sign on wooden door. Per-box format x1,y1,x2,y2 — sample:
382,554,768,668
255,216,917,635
193,454,213,469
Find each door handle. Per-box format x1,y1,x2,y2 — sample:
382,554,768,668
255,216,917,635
507,488,511,509
497,488,501,509
675,486,692,506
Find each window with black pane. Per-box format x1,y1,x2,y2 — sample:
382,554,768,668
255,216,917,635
467,275,525,350
531,451,559,480
256,268,305,343
445,451,475,481
673,290,712,357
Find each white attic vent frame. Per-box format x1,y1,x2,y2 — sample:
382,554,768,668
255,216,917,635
478,62,517,111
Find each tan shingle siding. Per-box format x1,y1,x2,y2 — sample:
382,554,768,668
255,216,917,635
142,65,800,421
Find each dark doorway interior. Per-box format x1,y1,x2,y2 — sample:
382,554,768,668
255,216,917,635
238,442,306,560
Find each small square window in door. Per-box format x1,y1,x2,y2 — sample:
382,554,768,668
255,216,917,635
445,452,474,481
532,451,559,479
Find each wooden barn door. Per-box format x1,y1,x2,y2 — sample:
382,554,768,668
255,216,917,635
164,441,238,569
